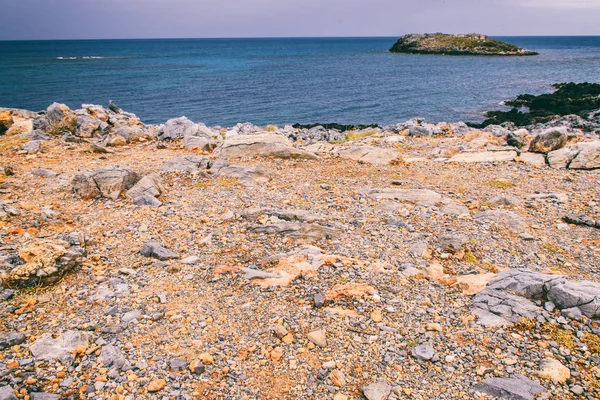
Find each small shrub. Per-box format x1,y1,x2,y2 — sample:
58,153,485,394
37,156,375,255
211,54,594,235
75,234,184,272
486,179,515,189
464,252,478,265
582,332,600,354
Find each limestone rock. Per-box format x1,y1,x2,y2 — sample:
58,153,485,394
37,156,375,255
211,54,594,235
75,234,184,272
365,188,442,204
0,385,17,400
0,111,14,135
518,152,546,167
412,344,435,361
333,145,402,165
448,151,517,163
46,102,77,134
158,117,217,140
126,175,164,206
529,129,567,153
538,358,570,383
361,381,392,400
99,345,130,370
161,156,210,172
30,330,91,361
473,210,527,232
211,159,268,187
183,135,218,151
0,332,26,350
72,165,140,200
2,240,83,288
215,134,318,160
473,374,546,400
307,330,327,347
140,242,178,260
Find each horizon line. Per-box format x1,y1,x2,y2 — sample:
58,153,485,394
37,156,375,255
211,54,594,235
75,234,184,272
2,34,600,42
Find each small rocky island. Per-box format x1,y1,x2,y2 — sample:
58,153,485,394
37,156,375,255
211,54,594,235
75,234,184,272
390,33,538,56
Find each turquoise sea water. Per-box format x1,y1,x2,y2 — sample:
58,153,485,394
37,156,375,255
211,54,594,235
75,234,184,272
0,37,599,126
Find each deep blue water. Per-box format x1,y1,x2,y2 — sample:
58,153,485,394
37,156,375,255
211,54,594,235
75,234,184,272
0,37,599,126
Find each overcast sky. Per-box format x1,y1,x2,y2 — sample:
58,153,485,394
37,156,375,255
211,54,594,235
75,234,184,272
1,0,599,40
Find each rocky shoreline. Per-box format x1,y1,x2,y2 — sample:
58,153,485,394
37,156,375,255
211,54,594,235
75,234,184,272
0,99,599,399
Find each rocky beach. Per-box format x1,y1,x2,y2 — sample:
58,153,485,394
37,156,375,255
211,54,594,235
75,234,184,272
0,92,599,400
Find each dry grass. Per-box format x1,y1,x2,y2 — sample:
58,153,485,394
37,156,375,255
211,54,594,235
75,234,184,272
0,135,29,152
486,179,516,189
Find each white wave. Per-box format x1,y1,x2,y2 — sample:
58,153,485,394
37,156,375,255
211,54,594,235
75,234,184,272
56,56,105,60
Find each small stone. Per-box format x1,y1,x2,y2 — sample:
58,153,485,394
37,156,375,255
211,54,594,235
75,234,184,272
0,386,17,400
273,324,288,339
190,360,206,374
147,379,167,392
570,385,584,396
307,330,327,347
538,358,570,383
426,323,443,332
411,344,435,361
271,347,283,361
361,381,392,400
370,309,383,323
314,293,326,308
330,369,346,387
0,332,26,349
199,353,214,365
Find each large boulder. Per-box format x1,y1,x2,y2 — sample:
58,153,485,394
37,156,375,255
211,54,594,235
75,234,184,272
507,129,529,148
333,145,403,166
158,117,217,140
1,240,84,288
211,159,268,187
547,141,600,169
113,126,153,143
46,102,77,134
529,129,567,153
72,165,140,200
126,175,164,206
161,156,210,172
183,135,218,151
76,114,108,138
214,134,318,160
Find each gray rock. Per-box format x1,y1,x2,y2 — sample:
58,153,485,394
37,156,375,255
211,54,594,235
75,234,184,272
98,345,129,370
72,165,140,200
77,114,107,137
26,130,51,141
211,159,268,187
473,210,527,232
436,234,468,253
519,152,546,167
473,290,540,327
170,358,188,371
183,135,217,151
31,169,58,178
126,175,163,206
158,117,217,140
472,374,546,400
21,140,42,153
488,195,522,207
161,156,210,172
412,344,435,361
0,332,26,349
29,330,91,361
140,242,178,260
365,188,442,204
440,204,469,217
0,385,17,400
361,381,392,400
549,140,600,170
448,151,517,163
122,309,142,323
529,129,567,153
46,102,76,130
507,129,528,148
333,145,402,166
251,221,338,242
483,125,511,138
214,134,318,160
30,393,60,400
561,307,582,321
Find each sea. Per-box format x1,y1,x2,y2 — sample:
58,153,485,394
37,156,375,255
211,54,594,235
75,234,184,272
0,36,599,126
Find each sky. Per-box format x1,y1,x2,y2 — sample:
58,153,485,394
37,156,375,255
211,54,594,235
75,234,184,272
1,0,599,40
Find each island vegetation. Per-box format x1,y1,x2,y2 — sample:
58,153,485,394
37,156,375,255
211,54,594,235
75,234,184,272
390,33,538,56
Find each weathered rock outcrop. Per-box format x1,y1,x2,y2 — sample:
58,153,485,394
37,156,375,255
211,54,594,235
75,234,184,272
158,117,218,140
390,33,537,56
126,174,164,206
1,240,84,288
333,145,402,166
214,134,318,160
161,156,210,172
72,165,140,200
365,188,442,204
529,129,567,153
547,141,600,170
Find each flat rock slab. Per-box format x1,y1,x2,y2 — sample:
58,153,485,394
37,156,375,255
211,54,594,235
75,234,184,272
361,381,392,400
548,141,600,170
473,374,546,400
333,145,402,165
30,330,92,361
473,210,527,232
161,156,210,172
215,134,318,160
140,242,178,260
365,188,442,204
448,151,517,163
519,152,546,167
